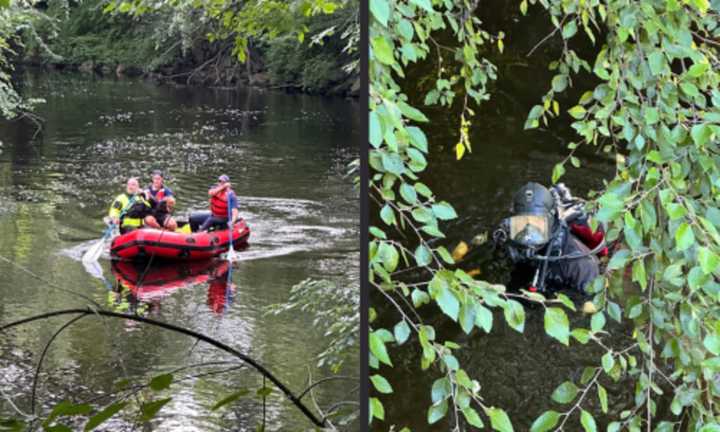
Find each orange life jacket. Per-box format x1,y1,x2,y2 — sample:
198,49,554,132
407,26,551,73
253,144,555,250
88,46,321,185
210,190,229,218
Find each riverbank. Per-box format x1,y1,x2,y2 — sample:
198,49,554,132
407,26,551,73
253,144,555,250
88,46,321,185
23,58,360,98
20,0,358,98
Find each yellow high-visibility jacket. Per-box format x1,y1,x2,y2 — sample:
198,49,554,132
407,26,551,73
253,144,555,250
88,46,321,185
108,193,152,230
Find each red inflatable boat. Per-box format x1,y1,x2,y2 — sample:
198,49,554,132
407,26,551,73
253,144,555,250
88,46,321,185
110,219,250,260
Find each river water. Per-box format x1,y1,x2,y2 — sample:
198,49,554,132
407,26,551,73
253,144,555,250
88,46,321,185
0,71,359,430
371,4,657,431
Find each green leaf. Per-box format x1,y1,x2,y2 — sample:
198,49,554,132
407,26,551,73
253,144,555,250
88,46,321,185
370,397,385,421
551,381,578,404
149,374,173,391
503,299,525,333
591,312,606,332
644,107,659,124
462,407,484,428
140,398,172,423
552,162,566,184
381,152,404,175
568,105,586,119
475,304,493,333
552,75,567,92
369,331,393,366
371,36,395,65
394,320,411,345
607,249,630,271
544,307,570,345
380,204,395,226
46,401,92,424
398,102,429,122
84,402,127,431
530,410,560,432
562,21,577,39
378,242,399,272
687,61,709,78
409,0,433,13
431,377,451,403
704,332,720,355
433,284,459,321
413,245,432,268
698,247,719,274
580,410,597,432
407,127,428,152
691,123,712,147
369,111,382,147
369,0,390,27
675,223,695,252
211,390,249,411
572,328,591,344
597,384,608,413
648,51,664,76
459,303,476,334
415,182,432,198
431,202,458,220
442,354,459,371
428,401,448,424
486,407,514,432
411,288,430,307
370,374,393,394
602,351,615,373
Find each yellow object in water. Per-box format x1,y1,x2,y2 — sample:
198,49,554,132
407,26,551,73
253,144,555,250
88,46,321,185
582,301,598,314
176,224,192,234
467,268,481,277
452,241,469,261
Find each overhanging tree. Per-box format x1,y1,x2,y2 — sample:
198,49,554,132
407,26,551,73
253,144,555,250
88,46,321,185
369,0,720,430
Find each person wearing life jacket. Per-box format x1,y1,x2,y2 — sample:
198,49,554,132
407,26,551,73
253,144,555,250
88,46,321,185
143,170,178,231
493,182,603,295
108,177,154,234
199,174,239,231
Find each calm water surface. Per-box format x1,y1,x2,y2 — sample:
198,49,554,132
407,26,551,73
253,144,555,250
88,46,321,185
0,71,359,430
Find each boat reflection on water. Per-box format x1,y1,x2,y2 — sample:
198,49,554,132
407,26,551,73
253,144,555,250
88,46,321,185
110,259,236,315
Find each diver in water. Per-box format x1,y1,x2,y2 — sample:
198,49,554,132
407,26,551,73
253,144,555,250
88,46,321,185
491,182,605,295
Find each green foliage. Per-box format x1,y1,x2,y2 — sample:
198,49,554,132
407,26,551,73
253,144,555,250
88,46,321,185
368,0,582,429
372,0,720,431
269,278,358,372
519,0,720,428
0,1,50,118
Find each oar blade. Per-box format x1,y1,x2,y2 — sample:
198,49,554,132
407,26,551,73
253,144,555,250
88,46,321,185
82,238,106,263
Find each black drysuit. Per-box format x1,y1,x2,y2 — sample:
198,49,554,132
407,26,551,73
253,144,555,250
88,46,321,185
508,225,599,295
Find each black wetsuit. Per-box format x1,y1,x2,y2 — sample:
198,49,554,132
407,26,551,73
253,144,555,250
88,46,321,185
509,224,599,295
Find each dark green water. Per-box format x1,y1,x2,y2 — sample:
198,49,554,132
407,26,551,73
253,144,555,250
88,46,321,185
371,4,652,431
0,71,359,430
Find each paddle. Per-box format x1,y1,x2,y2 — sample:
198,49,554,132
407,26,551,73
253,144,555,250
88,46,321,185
82,221,116,263
222,189,239,262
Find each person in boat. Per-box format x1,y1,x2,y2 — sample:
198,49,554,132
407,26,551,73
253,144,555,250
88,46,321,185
199,174,239,231
491,182,605,295
108,177,154,234
143,170,178,231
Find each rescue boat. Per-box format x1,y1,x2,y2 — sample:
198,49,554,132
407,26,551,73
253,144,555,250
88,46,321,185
110,218,250,260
